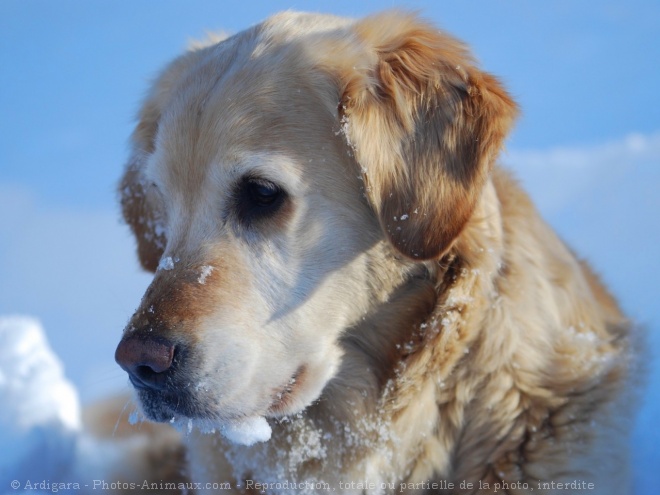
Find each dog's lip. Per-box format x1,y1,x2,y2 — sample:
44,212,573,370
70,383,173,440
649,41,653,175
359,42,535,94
136,386,267,424
136,367,308,421
129,373,167,391
135,387,201,420
267,365,306,414
141,396,264,426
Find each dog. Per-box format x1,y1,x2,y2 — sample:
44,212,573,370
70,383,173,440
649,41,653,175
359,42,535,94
111,10,638,494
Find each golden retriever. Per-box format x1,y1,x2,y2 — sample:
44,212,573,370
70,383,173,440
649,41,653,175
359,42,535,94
109,10,638,494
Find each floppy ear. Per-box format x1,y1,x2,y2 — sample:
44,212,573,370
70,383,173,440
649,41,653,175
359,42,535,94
119,47,209,272
337,12,518,259
118,98,166,273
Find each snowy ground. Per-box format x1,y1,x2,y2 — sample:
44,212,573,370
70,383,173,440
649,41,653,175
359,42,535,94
0,316,80,487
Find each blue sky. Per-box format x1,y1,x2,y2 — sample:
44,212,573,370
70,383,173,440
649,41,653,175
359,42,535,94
2,1,659,208
1,1,659,491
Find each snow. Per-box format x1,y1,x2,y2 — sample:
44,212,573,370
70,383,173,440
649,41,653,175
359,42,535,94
198,265,214,284
221,416,272,446
0,317,151,493
0,316,80,487
166,413,272,447
128,410,140,425
157,256,176,271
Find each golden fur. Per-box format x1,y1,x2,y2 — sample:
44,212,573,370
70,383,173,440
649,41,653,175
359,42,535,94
103,10,638,494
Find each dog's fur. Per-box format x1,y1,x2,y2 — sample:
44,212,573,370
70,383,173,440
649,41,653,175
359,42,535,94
110,11,638,494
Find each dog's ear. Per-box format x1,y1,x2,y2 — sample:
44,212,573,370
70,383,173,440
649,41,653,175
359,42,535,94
119,48,208,272
118,98,166,273
335,12,518,260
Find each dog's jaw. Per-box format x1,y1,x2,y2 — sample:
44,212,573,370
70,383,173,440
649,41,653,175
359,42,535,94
267,347,344,418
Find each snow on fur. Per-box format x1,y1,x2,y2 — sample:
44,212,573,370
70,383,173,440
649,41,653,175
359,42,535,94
222,416,272,446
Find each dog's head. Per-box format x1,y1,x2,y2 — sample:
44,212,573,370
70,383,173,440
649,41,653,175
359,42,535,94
115,11,516,426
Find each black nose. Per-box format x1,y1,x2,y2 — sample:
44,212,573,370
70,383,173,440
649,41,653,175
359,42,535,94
115,333,175,391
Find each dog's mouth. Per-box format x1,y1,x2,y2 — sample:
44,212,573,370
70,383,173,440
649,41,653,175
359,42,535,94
136,388,206,422
135,365,308,424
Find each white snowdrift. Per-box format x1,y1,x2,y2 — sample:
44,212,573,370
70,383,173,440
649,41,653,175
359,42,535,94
0,316,80,487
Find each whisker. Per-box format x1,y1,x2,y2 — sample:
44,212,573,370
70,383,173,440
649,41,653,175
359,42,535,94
112,397,133,437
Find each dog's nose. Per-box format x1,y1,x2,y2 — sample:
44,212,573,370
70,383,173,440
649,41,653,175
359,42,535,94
115,333,175,391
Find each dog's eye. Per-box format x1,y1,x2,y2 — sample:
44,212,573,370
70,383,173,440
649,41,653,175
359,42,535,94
235,176,286,225
247,179,281,207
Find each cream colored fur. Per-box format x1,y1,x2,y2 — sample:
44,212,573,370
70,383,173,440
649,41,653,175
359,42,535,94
108,10,638,495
